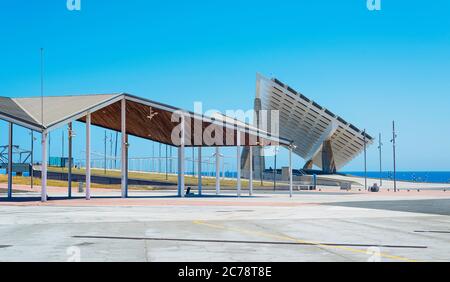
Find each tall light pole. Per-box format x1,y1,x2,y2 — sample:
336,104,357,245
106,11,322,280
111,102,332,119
378,133,383,186
40,47,47,201
363,129,367,191
391,121,397,192
40,47,47,202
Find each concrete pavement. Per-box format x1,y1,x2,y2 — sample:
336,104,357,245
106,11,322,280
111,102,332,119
0,188,449,262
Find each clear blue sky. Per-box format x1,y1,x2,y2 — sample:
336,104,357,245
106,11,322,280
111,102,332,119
0,0,449,172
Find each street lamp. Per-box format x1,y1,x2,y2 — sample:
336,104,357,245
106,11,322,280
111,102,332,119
363,129,367,191
378,133,383,186
390,121,397,192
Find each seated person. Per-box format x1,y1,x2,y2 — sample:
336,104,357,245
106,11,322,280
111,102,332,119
370,183,380,192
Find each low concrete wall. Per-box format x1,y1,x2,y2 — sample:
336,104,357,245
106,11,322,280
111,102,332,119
32,170,173,187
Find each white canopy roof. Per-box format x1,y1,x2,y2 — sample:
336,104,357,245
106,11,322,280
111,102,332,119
256,74,374,170
12,94,120,129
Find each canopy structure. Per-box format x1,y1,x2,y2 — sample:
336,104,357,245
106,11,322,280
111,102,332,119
0,93,293,201
0,94,289,147
243,74,374,173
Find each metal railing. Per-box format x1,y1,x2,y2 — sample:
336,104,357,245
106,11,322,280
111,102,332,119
73,154,238,179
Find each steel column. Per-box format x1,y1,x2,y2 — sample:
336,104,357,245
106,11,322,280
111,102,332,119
121,98,128,198
178,115,185,197
236,131,241,197
289,146,293,198
249,146,253,196
198,147,202,196
41,132,48,202
7,123,13,199
178,146,186,197
215,147,220,194
68,123,73,198
85,113,91,200
30,130,34,190
104,130,107,174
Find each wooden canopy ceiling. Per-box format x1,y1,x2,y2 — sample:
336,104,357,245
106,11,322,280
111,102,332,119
78,98,287,148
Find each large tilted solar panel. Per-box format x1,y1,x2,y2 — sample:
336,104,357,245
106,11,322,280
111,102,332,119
257,74,374,170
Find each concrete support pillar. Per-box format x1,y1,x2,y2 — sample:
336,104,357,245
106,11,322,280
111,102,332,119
121,98,128,198
249,146,253,196
68,123,73,198
41,131,48,202
198,147,202,196
215,147,220,195
85,113,91,200
236,131,241,197
322,139,336,174
241,146,265,184
7,123,13,199
289,146,293,198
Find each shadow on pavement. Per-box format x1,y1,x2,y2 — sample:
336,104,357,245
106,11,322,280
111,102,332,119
0,194,257,202
324,198,450,216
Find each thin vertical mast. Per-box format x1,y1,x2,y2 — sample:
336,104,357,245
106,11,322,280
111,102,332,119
363,129,367,191
40,48,44,126
392,121,397,192
378,133,383,186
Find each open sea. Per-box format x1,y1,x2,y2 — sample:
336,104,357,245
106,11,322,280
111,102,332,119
343,171,450,184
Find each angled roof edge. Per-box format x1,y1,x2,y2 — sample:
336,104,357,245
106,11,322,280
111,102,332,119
0,97,43,131
44,93,124,131
0,94,123,132
11,98,42,125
